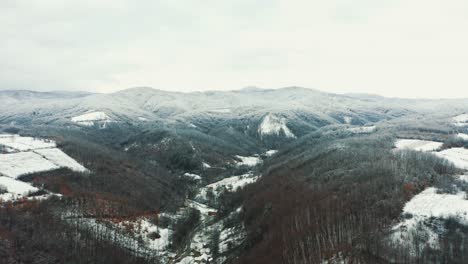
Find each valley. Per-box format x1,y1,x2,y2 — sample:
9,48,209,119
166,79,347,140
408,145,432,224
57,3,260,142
0,87,468,263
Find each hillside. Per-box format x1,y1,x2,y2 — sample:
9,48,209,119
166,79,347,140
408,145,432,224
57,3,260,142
1,87,468,263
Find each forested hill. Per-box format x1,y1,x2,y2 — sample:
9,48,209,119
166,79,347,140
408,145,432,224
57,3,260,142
1,87,468,263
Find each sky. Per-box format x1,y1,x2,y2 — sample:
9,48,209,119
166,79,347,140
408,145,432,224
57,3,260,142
1,0,468,98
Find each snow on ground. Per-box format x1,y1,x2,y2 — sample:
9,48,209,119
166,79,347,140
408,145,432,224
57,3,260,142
258,114,296,138
343,116,353,124
186,200,217,217
116,218,171,251
391,187,468,253
183,173,202,181
210,108,231,113
137,117,148,121
202,162,211,169
457,133,468,140
0,176,38,201
0,152,60,178
433,148,468,169
34,148,88,172
0,134,56,151
71,111,111,126
265,150,278,156
401,187,468,224
219,226,246,254
346,125,376,134
197,173,260,200
394,139,443,152
453,114,468,127
206,173,259,193
235,155,261,167
67,216,171,257
0,135,88,179
459,174,468,183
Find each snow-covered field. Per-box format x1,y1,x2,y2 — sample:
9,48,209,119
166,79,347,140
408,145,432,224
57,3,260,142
346,125,376,134
457,133,468,140
391,187,468,253
0,134,88,201
235,155,261,167
0,176,38,201
258,114,296,138
459,174,468,183
0,152,60,178
206,173,259,193
394,139,443,152
35,148,88,172
197,173,259,200
0,134,56,151
433,148,468,170
453,114,468,127
265,149,278,156
71,111,112,126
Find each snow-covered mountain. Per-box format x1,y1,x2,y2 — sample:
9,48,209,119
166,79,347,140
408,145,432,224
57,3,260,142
2,86,467,137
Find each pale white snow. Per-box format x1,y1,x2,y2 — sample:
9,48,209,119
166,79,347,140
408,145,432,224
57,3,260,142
258,114,296,138
0,135,88,178
198,173,260,198
395,139,443,152
391,187,468,252
71,111,111,126
453,114,468,127
343,116,353,124
433,148,468,169
186,200,217,216
0,152,60,178
457,133,468,140
0,134,56,151
458,174,468,183
34,148,88,173
202,162,211,169
235,155,261,167
346,125,376,134
183,173,202,181
265,150,278,156
0,176,38,201
138,117,148,121
219,227,246,254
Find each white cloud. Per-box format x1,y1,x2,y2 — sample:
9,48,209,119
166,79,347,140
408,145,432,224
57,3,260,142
1,0,468,98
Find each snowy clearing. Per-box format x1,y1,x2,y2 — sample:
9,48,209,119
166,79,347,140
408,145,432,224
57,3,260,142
71,111,111,126
235,155,261,167
0,134,56,151
183,173,202,180
346,125,376,134
391,187,468,252
343,116,353,124
258,114,296,138
34,148,88,172
433,148,468,170
453,114,468,127
0,135,88,179
457,133,468,140
0,152,60,178
197,173,260,200
265,150,278,156
394,139,443,152
459,174,468,183
0,176,38,201
400,187,468,224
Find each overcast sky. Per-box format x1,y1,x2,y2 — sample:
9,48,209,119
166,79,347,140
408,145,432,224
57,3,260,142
1,0,468,98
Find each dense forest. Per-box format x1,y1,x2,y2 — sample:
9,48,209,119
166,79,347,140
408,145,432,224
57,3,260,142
1,98,468,263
